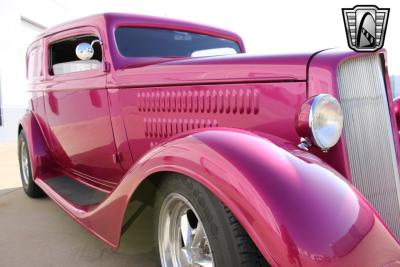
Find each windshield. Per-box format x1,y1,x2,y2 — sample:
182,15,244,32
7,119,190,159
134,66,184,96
115,27,241,58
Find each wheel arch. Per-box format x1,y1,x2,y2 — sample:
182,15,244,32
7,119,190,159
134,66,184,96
18,111,51,178
121,168,271,264
99,128,390,266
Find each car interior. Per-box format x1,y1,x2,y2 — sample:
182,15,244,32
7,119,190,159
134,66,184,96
49,35,102,75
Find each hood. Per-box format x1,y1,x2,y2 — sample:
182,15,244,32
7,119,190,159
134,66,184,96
111,52,316,88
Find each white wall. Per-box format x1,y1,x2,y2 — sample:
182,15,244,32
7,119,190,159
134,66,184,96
0,0,68,108
391,76,400,98
0,0,68,140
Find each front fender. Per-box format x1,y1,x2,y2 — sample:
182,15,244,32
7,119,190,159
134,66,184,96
87,128,400,266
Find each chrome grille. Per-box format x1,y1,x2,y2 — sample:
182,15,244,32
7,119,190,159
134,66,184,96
337,54,400,239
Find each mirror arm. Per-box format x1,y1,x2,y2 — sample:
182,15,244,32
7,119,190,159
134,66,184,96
90,39,103,48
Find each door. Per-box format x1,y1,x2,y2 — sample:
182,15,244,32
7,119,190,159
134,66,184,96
43,27,123,186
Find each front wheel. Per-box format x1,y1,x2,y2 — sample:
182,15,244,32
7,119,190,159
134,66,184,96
154,173,269,267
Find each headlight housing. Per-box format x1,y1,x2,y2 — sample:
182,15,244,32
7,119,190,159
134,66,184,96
296,94,344,151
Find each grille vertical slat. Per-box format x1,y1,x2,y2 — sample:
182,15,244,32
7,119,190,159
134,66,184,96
337,55,400,239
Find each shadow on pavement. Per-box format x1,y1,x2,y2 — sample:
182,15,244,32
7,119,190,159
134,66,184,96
0,188,159,267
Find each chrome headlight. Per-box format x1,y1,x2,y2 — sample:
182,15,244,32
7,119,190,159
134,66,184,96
296,94,344,151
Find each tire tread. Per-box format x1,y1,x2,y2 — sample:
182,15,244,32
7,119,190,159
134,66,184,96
223,206,270,267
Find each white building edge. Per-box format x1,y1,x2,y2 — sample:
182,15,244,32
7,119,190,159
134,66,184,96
391,76,400,99
0,0,68,141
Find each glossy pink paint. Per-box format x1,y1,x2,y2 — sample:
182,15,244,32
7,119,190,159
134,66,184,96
295,96,314,139
393,97,400,130
21,13,400,266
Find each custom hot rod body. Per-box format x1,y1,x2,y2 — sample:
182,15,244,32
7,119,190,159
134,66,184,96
20,13,400,266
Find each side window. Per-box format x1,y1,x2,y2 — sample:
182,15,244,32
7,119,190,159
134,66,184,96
27,46,42,80
49,35,102,76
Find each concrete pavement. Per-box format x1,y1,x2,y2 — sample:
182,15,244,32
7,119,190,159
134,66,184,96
0,142,158,267
0,142,20,190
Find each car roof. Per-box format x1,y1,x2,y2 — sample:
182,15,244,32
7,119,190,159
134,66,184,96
30,13,244,50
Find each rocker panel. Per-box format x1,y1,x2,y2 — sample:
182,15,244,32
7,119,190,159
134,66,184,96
45,175,107,206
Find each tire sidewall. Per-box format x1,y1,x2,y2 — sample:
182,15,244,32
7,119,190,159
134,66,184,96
154,174,240,267
18,131,31,191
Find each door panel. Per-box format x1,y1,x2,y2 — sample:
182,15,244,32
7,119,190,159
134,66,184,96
43,28,124,186
45,88,123,184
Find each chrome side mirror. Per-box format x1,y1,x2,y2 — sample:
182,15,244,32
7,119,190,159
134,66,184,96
75,43,94,60
75,40,102,60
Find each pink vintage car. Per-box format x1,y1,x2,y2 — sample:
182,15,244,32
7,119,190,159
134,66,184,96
20,13,400,266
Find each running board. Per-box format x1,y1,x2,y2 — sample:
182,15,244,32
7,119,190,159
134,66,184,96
43,176,107,206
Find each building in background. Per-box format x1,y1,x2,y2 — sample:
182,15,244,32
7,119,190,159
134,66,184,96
0,0,68,141
391,76,400,98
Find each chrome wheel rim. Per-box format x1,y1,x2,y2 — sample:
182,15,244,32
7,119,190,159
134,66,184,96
158,193,214,267
20,141,30,185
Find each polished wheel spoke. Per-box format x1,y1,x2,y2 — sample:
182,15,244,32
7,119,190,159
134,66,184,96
194,256,213,267
159,193,214,267
180,247,192,267
192,222,205,248
180,213,193,248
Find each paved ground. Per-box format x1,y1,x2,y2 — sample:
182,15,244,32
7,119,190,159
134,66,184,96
0,142,158,267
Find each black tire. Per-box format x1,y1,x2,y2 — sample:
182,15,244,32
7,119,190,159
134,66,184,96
18,130,46,198
154,173,269,267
